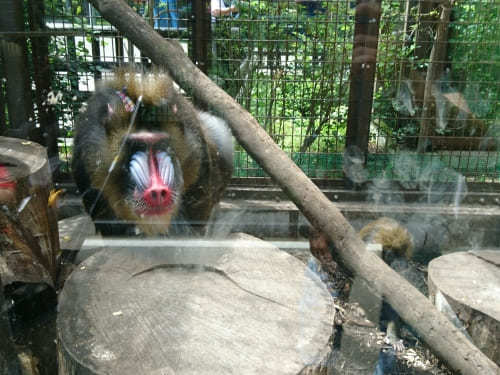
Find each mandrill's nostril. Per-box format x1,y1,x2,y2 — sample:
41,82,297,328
144,186,172,209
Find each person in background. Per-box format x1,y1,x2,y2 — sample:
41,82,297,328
211,0,238,20
155,0,178,29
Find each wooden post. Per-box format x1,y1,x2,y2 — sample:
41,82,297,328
91,36,102,80
345,0,382,157
127,39,135,63
27,0,60,166
0,0,34,139
407,0,439,131
115,36,125,65
147,0,154,27
66,35,80,126
191,0,211,75
417,0,454,153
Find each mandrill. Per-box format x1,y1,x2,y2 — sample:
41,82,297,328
72,70,233,236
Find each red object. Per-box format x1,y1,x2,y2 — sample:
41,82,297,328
138,152,173,216
0,165,16,191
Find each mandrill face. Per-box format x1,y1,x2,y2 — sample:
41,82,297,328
73,70,233,236
124,132,183,218
101,109,188,235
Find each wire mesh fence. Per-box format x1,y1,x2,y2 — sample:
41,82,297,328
0,0,499,183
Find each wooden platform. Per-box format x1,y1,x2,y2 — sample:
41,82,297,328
57,233,334,374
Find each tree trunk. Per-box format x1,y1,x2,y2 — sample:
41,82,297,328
417,0,454,152
345,0,382,157
27,0,60,167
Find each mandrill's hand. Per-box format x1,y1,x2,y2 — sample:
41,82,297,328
385,321,405,352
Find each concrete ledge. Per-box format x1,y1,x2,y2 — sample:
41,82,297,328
59,189,500,261
215,199,500,261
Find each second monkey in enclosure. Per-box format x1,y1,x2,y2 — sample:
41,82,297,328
309,217,422,351
72,70,233,236
359,217,415,351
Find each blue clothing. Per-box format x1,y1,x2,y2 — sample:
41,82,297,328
154,0,178,29
373,348,397,375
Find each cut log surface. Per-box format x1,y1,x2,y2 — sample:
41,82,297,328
57,233,334,375
428,250,500,365
0,136,59,285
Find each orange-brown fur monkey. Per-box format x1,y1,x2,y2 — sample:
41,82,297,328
359,217,413,266
72,70,233,236
359,217,413,351
308,217,414,351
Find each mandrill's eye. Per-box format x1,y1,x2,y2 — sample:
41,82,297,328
156,152,174,186
129,152,149,191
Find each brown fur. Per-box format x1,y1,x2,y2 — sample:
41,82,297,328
359,217,413,259
109,69,174,105
109,72,200,234
73,69,232,235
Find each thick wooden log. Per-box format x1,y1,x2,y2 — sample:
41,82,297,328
57,233,334,374
0,137,59,286
84,2,500,373
429,250,500,366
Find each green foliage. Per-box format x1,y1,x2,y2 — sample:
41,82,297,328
225,1,499,179
447,1,499,120
15,0,498,180
45,35,89,138
213,1,353,156
44,0,91,22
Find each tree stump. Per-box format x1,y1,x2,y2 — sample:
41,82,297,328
428,250,500,366
57,233,334,375
0,136,59,286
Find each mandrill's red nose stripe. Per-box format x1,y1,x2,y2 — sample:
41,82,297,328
142,152,173,211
